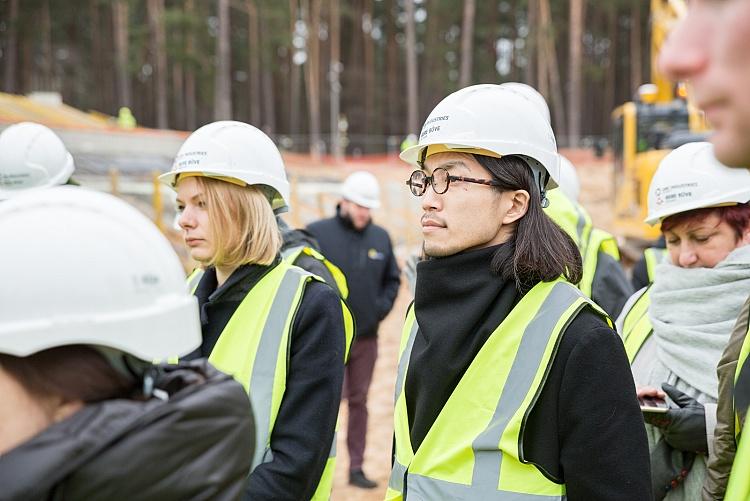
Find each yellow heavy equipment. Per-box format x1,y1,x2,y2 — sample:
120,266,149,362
611,0,709,243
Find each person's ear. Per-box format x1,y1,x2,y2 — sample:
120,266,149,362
501,190,530,225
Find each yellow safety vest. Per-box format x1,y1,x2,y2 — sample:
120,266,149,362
644,247,668,284
188,261,354,500
281,245,349,300
725,320,750,500
386,278,609,500
620,286,653,363
545,190,620,298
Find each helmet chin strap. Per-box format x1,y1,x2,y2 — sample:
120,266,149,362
528,163,549,208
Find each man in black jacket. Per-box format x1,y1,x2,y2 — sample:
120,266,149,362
307,171,401,489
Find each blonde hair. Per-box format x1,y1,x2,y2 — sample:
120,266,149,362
196,176,281,268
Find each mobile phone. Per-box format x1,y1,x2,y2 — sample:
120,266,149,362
639,396,669,413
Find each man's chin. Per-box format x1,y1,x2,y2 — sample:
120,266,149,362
712,130,750,168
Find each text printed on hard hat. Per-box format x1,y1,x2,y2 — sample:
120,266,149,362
654,182,699,206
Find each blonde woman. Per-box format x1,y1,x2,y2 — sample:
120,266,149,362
160,121,353,500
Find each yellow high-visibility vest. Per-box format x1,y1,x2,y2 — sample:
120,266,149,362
386,278,609,500
620,286,653,363
189,261,354,500
545,190,620,298
644,247,668,284
726,320,750,500
281,245,349,300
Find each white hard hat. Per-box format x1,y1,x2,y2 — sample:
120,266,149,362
498,82,551,124
558,156,580,202
645,142,750,225
159,120,290,213
342,171,380,209
0,187,201,360
400,84,560,190
0,122,75,200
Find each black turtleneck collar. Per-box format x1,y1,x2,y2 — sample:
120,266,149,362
406,243,520,451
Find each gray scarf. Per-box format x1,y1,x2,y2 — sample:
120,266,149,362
649,245,750,399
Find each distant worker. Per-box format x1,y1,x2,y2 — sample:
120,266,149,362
660,4,750,499
307,171,401,489
545,156,634,318
390,84,651,500
0,122,76,200
117,107,136,129
0,187,254,498
160,120,353,500
617,142,750,499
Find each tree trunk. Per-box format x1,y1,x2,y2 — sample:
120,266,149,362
363,0,376,146
405,0,419,134
3,0,18,92
148,0,168,128
630,0,642,90
40,0,54,90
385,0,399,135
539,0,566,141
329,0,342,159
214,0,232,120
112,0,131,108
526,0,537,87
259,2,276,134
184,0,197,130
303,0,321,160
606,4,618,127
289,0,302,140
247,0,262,125
172,63,185,130
536,10,549,100
568,0,584,147
458,0,475,88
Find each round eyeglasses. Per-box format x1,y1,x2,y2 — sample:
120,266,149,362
405,167,502,196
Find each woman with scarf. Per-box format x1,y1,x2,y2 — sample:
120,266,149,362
617,142,750,500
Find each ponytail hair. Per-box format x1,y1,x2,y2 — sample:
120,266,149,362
474,154,582,293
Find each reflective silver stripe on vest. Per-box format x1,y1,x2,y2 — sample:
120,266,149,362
408,473,566,500
389,460,408,492
394,314,419,403
573,204,588,256
251,266,309,469
330,432,337,458
281,245,304,260
470,282,581,492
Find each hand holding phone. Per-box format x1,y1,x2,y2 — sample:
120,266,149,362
638,396,669,413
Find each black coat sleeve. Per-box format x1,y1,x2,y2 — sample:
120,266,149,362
377,235,401,320
523,308,653,501
245,281,346,500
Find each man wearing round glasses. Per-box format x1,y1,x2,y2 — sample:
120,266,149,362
386,84,650,500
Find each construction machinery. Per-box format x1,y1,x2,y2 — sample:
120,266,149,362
611,0,709,243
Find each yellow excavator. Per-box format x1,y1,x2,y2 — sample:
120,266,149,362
611,0,709,244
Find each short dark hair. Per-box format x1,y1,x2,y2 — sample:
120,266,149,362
474,154,583,293
661,203,750,240
0,345,140,403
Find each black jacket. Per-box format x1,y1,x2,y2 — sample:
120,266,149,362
406,245,653,500
186,260,346,500
0,361,254,501
307,208,401,337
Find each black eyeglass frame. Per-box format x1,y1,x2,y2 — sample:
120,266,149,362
405,167,502,196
